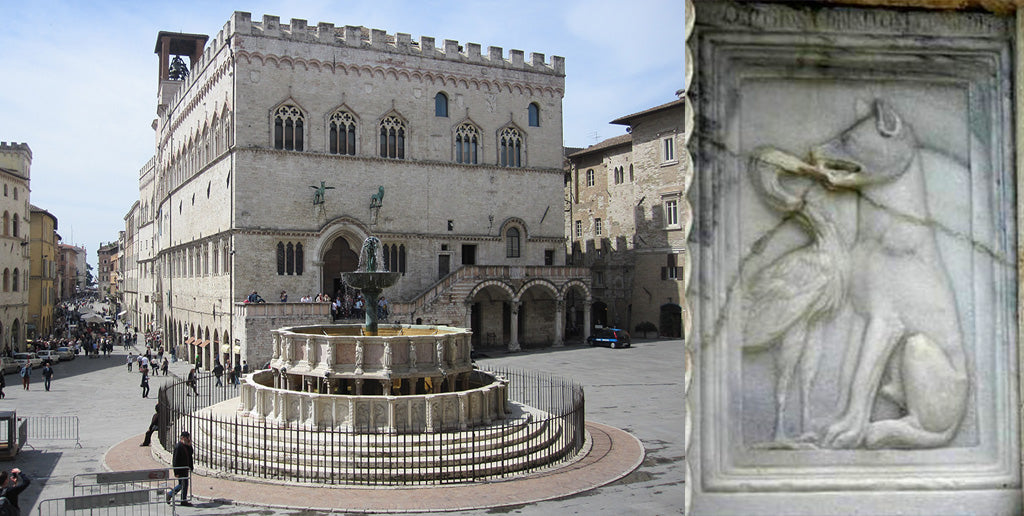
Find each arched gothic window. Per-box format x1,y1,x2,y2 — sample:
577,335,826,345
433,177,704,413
276,242,304,276
276,242,285,275
379,115,406,159
499,127,523,168
3,269,8,292
329,111,357,156
273,104,304,151
435,92,449,117
2,212,8,237
222,243,231,273
12,269,18,292
455,123,479,164
506,228,521,258
286,242,295,275
382,244,407,274
528,102,540,127
12,218,18,238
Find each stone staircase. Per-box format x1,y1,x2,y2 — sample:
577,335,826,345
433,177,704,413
190,400,582,484
390,265,591,326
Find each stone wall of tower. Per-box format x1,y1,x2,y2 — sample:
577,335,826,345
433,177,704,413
0,143,31,351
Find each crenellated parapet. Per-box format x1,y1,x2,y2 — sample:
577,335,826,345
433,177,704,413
228,11,565,76
0,142,32,162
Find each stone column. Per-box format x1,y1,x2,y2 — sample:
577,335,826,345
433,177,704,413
553,299,565,347
508,300,521,352
354,378,363,396
583,300,592,342
464,302,473,330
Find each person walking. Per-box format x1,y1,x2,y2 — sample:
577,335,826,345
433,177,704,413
161,357,169,377
41,363,53,391
232,362,242,386
18,364,29,391
140,404,159,446
166,431,193,506
212,361,224,387
186,367,198,396
140,368,150,398
126,352,134,371
0,373,6,399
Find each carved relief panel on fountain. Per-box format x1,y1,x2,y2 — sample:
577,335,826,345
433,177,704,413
692,2,1019,514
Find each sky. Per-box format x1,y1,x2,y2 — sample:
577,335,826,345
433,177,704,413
0,0,684,266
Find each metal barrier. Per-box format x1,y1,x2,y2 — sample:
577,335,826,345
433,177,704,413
72,469,172,496
20,416,81,449
34,468,192,515
36,488,176,515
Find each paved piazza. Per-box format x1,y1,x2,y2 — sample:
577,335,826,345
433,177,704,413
5,332,683,514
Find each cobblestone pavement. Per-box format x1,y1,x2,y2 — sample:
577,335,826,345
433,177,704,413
10,320,683,515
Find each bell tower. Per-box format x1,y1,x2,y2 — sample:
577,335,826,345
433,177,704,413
154,31,209,114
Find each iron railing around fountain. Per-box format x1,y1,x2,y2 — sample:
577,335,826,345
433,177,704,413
157,367,586,485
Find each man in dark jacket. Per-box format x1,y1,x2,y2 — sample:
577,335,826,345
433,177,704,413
186,367,198,396
140,404,160,446
212,361,224,387
0,468,31,514
166,431,193,506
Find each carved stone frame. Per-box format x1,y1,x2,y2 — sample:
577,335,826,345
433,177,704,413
691,1,1018,513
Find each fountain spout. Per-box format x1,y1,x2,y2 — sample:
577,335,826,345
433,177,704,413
342,236,401,335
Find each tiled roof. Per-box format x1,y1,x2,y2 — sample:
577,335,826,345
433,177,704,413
611,98,685,126
567,134,632,159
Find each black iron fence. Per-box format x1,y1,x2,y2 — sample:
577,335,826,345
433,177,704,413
157,367,585,485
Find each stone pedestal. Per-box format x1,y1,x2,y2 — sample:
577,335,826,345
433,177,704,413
690,2,1020,514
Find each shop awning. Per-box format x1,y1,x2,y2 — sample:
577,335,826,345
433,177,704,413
186,337,196,345
220,343,241,354
197,340,209,348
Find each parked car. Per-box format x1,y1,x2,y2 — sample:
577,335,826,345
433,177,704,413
36,350,58,364
12,352,42,369
55,347,74,361
587,327,631,349
0,357,18,375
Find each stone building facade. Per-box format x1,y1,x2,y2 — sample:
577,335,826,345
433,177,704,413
57,243,86,300
566,97,685,339
96,242,118,300
128,12,590,371
28,205,58,339
0,143,31,352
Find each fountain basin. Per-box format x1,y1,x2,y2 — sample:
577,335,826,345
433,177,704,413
238,368,508,433
269,323,473,380
341,271,401,291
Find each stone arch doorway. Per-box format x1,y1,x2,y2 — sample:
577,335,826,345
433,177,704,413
321,236,359,297
660,303,682,339
517,281,558,348
467,282,515,350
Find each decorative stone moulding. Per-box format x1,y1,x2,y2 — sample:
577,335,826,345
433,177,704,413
691,1,1019,515
238,369,508,433
269,324,473,380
